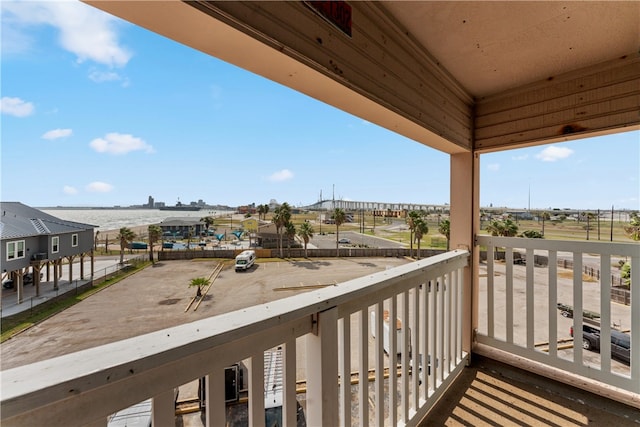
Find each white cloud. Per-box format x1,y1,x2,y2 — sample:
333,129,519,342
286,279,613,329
85,181,113,193
512,154,528,161
268,169,294,182
1,1,132,67
63,185,78,195
89,133,154,155
42,128,72,140
535,145,574,162
0,96,34,117
88,70,121,83
487,163,500,171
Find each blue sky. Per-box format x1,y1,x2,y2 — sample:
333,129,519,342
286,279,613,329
1,1,638,211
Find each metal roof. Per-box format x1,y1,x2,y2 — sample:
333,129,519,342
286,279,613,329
0,202,95,240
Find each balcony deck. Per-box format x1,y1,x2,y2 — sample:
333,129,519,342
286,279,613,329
422,354,640,427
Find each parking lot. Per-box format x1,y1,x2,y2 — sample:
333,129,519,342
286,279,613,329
0,257,411,370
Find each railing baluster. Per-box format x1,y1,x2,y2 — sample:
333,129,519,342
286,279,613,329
526,248,534,350
572,253,583,365
205,368,226,427
151,389,174,427
438,275,445,382
411,286,420,409
400,291,410,423
374,302,384,425
249,351,265,427
487,244,495,338
427,279,436,393
547,250,558,358
388,295,398,426
506,247,514,344
339,315,352,427
600,254,612,373
445,272,452,373
456,267,463,363
419,279,428,400
358,308,369,427
630,252,640,391
283,338,297,427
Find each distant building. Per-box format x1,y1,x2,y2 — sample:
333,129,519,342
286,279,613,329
158,218,205,238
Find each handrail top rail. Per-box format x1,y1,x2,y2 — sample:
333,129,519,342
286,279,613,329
477,235,639,256
1,250,469,406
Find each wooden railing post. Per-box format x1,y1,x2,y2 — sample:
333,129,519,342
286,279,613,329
305,307,339,426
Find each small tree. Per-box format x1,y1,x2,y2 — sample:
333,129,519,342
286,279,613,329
116,227,136,265
189,277,210,298
521,230,544,239
148,224,163,263
298,221,315,258
624,212,640,241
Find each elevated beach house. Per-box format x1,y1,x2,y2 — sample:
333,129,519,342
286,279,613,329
0,202,95,304
2,2,638,426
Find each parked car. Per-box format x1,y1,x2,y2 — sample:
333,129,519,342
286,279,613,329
2,272,43,289
570,324,630,365
338,238,351,244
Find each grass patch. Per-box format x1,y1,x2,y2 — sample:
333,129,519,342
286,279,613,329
1,261,151,343
557,270,598,282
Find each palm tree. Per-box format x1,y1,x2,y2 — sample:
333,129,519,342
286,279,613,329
148,224,163,263
272,203,291,257
332,208,346,257
189,277,210,298
502,219,518,237
94,230,100,252
438,218,451,251
407,210,421,258
414,218,429,259
201,216,215,233
116,227,136,265
298,221,315,258
485,219,504,236
285,221,296,258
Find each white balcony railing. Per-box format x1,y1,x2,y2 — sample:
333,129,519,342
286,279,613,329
476,236,639,395
1,250,469,427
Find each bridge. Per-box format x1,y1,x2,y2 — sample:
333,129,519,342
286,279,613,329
301,199,449,213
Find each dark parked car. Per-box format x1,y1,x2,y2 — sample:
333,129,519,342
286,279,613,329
570,324,630,365
3,272,43,289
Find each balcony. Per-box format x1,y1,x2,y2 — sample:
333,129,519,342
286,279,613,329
1,239,638,426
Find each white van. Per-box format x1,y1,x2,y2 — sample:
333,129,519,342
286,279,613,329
235,250,256,271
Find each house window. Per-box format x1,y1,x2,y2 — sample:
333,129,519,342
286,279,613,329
6,240,25,260
52,236,59,253
72,234,78,247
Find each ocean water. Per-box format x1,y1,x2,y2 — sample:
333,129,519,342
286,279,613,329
40,208,233,232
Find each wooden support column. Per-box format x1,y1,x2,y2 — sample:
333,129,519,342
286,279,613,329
67,255,76,283
53,260,60,290
80,254,85,280
450,151,479,357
